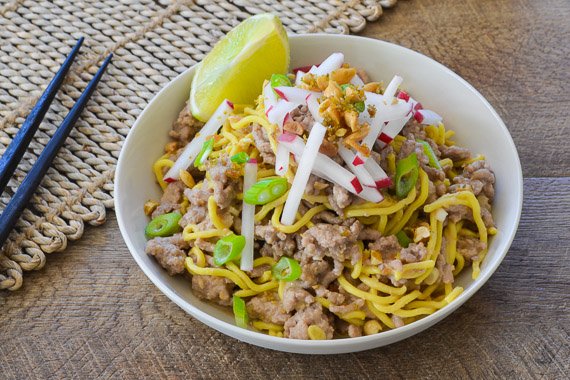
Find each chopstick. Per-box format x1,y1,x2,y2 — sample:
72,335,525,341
0,37,84,196
0,42,112,247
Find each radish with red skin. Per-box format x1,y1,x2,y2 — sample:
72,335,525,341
363,158,392,189
281,123,326,225
338,145,376,188
274,86,321,106
414,109,443,125
164,99,233,182
279,133,363,195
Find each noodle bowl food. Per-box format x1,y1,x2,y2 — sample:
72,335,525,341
143,53,498,340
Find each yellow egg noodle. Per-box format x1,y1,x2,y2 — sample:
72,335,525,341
152,98,495,339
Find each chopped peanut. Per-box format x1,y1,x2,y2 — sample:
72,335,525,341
331,68,356,84
283,120,304,135
319,139,338,157
323,80,342,98
316,75,329,91
164,141,178,154
414,224,431,242
313,181,329,191
344,110,359,132
144,200,159,216
362,82,382,93
335,128,348,137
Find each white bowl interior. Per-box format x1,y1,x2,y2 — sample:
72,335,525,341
115,34,522,354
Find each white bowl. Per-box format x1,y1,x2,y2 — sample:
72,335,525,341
115,34,523,354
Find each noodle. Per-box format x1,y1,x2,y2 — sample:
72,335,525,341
146,68,497,340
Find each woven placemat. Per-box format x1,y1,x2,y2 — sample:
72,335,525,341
0,0,404,291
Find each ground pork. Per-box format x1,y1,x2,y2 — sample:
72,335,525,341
255,224,297,260
145,234,189,275
247,264,271,279
299,259,340,288
289,105,314,131
169,102,203,144
306,174,330,196
440,144,471,162
436,251,454,284
312,210,343,224
478,194,495,228
282,283,315,313
315,286,346,305
298,221,363,264
247,292,290,325
284,303,334,340
206,157,238,209
191,275,234,306
369,235,401,261
457,236,487,262
401,119,427,140
193,238,215,253
328,184,352,215
377,145,395,175
447,204,474,224
251,123,275,165
400,242,428,263
151,181,185,218
358,228,382,241
450,160,495,201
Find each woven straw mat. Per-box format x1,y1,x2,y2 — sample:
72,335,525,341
0,0,404,291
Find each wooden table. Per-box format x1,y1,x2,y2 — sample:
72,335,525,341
1,0,569,378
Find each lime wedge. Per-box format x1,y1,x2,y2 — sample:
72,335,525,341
190,13,290,122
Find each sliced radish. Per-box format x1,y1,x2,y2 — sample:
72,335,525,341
338,145,376,188
311,53,344,76
350,74,365,87
306,93,324,124
263,82,278,116
240,159,257,271
363,158,393,189
378,115,411,145
267,99,299,128
275,144,289,176
382,75,403,103
362,93,410,123
295,70,306,86
164,99,233,182
279,133,362,195
274,86,321,106
358,186,384,203
281,123,326,225
414,109,443,125
397,90,410,102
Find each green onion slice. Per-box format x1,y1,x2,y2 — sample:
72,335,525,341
270,73,292,88
340,83,354,92
395,230,412,248
272,257,302,282
194,137,214,167
243,178,289,205
213,234,246,266
233,296,249,329
416,139,442,170
395,152,419,198
230,152,249,164
354,101,365,113
145,212,182,239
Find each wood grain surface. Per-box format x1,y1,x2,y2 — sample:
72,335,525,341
1,0,569,379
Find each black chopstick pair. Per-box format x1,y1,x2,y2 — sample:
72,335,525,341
0,37,112,247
